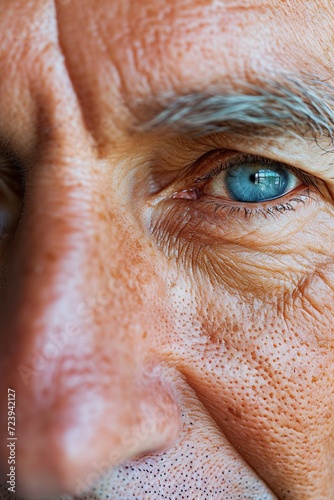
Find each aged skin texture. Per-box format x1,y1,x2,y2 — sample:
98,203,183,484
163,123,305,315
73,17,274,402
1,0,334,499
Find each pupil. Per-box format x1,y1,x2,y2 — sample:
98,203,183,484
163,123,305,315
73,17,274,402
250,170,281,186
249,173,256,184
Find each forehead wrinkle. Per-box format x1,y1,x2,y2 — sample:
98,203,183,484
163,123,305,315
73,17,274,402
134,74,334,144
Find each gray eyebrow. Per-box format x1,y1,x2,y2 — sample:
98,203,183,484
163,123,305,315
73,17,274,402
135,75,334,142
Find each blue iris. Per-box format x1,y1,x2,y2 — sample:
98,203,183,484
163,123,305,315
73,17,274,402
226,163,290,203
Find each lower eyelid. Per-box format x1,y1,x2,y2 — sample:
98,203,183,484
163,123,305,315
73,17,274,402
200,184,312,211
147,186,331,291
160,185,316,244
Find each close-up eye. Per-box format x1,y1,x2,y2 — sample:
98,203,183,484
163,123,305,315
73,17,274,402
155,148,329,250
204,159,300,203
172,151,320,214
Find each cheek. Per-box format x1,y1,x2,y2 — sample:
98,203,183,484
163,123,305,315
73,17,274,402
159,267,334,496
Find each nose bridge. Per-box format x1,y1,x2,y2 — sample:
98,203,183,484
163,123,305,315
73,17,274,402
2,148,111,367
0,149,179,497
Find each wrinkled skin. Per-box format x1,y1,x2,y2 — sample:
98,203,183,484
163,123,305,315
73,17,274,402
0,1,334,499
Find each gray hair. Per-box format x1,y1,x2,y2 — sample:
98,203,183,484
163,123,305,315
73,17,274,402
136,75,334,142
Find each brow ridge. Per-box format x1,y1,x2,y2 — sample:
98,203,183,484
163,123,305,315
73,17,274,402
135,75,334,143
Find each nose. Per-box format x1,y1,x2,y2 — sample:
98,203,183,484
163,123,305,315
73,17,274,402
0,139,179,498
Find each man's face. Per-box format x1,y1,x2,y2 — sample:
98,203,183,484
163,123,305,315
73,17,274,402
0,0,334,498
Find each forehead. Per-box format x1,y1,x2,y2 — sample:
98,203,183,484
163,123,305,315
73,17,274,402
58,0,334,118
0,0,333,150
55,0,334,83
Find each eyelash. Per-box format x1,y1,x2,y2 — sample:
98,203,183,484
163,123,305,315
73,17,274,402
172,151,320,221
196,189,313,220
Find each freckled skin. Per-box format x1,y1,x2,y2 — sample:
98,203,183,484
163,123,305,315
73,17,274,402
0,1,334,499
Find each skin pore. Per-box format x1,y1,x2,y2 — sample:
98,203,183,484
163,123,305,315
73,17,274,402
0,0,334,498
